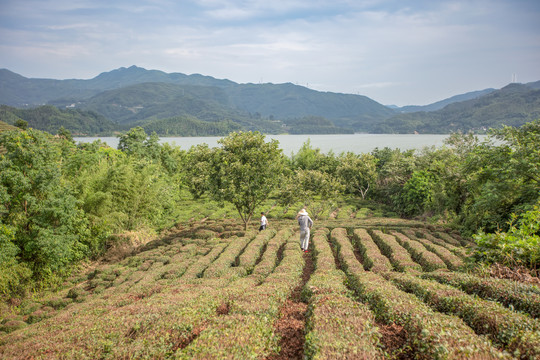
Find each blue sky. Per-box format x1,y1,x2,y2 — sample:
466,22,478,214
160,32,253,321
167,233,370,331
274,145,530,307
1,0,539,106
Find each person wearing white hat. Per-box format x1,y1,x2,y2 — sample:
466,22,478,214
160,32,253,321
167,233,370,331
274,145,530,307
259,212,268,231
297,208,313,252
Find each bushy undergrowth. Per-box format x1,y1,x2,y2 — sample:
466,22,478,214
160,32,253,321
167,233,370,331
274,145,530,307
473,204,540,271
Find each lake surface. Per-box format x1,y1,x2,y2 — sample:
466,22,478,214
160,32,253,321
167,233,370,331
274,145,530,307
74,134,457,155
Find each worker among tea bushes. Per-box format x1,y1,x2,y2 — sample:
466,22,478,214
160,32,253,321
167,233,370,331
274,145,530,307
297,208,313,252
259,212,268,231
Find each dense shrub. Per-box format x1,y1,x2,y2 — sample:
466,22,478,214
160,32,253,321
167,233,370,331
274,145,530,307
473,204,540,270
0,259,32,298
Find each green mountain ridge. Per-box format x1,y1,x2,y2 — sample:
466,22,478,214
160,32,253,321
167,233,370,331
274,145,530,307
1,66,539,135
373,83,540,133
0,66,383,134
0,105,116,135
226,82,394,130
395,88,496,113
80,82,234,124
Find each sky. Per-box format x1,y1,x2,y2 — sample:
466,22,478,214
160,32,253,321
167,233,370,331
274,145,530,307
1,0,539,106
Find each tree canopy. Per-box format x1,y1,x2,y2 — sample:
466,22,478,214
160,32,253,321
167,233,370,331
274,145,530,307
205,131,286,229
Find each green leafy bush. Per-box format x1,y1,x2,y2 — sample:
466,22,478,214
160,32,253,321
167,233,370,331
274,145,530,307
393,170,434,217
473,204,540,270
0,259,32,298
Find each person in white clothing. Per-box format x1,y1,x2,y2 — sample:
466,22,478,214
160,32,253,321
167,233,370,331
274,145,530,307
296,208,313,252
259,212,268,231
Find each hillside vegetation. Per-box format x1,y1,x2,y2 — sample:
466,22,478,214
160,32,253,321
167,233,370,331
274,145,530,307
0,67,388,134
1,120,539,358
395,88,496,113
374,84,540,133
0,105,116,135
0,121,17,132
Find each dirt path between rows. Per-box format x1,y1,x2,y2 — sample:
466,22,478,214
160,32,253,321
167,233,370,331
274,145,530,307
267,251,314,360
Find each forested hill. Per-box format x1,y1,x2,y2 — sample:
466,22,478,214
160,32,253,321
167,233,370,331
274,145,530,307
2,66,540,135
0,66,236,105
394,88,496,113
0,105,117,136
372,83,540,133
0,66,393,133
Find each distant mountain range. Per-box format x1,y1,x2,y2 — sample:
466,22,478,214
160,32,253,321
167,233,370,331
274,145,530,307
0,66,539,135
388,88,497,113
373,82,540,133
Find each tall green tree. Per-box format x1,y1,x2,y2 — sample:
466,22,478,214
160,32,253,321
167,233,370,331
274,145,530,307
290,139,339,175
57,126,74,143
394,170,435,217
0,129,89,275
206,131,285,230
372,147,416,209
184,144,214,199
336,152,377,199
459,120,540,233
14,119,28,130
288,168,343,219
117,126,161,160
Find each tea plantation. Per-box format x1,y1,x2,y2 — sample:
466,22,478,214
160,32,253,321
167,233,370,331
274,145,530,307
1,218,539,359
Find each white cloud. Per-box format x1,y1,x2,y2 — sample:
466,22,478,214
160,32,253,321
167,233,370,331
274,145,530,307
356,82,399,89
0,0,539,105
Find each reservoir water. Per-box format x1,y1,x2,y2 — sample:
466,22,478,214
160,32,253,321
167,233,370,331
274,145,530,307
74,134,458,155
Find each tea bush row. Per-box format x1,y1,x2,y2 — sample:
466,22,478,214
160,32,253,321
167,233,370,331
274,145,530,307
402,229,464,270
180,242,229,280
250,227,294,282
370,230,422,273
0,271,232,358
418,230,470,259
202,230,257,279
177,227,302,358
330,228,365,275
351,228,393,273
337,250,506,358
435,231,466,247
385,272,540,359
237,228,277,274
303,228,383,359
391,231,447,272
423,270,540,319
